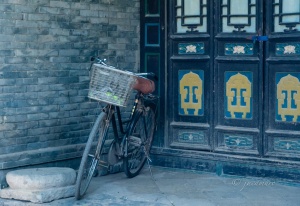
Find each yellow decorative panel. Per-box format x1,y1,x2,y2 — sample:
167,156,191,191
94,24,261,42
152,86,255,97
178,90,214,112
179,70,204,116
225,72,253,119
276,73,300,122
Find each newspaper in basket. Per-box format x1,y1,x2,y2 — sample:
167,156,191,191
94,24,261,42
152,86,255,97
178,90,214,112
88,63,137,107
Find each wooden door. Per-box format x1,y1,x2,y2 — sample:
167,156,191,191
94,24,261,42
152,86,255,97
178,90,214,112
167,0,214,150
142,0,300,161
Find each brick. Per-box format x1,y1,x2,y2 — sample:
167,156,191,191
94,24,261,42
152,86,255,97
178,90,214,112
39,6,60,14
59,104,79,111
2,71,23,78
8,0,28,4
70,29,89,36
0,35,14,42
5,57,27,64
49,111,70,119
58,90,78,97
0,123,17,131
59,49,80,56
27,99,49,106
90,4,109,11
16,122,39,130
38,77,59,84
0,4,15,12
17,78,39,85
80,10,99,17
3,27,28,35
38,91,59,98
48,84,68,90
28,127,51,136
16,136,39,144
28,0,50,5
71,2,89,9
0,137,16,146
50,1,70,9
3,86,27,93
0,50,14,56
0,79,16,86
27,113,49,121
49,97,70,104
4,130,27,139
58,77,79,84
28,13,53,21
39,119,60,127
0,12,23,20
59,8,80,16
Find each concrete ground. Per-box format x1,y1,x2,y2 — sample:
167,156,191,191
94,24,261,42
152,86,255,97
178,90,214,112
0,166,299,206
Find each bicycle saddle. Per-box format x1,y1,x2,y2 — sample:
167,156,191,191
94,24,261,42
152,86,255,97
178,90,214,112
132,76,155,94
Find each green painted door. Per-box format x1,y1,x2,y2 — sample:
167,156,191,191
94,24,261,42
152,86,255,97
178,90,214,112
166,0,300,161
141,0,300,161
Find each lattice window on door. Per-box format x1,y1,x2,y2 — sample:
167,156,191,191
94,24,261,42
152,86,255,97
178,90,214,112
175,0,207,33
221,0,256,33
273,0,300,32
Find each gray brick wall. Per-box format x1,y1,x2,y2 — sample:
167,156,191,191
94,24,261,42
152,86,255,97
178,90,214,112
0,0,140,170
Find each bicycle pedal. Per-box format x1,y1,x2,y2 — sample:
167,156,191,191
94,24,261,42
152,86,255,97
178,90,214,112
98,160,109,168
129,135,142,146
88,154,95,158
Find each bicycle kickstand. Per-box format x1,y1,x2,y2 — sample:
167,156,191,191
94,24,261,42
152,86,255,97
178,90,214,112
144,146,153,178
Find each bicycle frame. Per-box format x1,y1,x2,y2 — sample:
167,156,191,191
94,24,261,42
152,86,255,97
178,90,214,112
104,92,143,160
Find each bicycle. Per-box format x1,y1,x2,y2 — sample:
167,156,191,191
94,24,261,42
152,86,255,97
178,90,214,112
75,57,159,200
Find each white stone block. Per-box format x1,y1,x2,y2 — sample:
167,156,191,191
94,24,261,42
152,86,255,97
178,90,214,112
0,167,76,203
6,167,76,189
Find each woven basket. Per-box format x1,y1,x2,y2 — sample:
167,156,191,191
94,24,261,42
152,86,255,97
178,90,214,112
88,64,137,107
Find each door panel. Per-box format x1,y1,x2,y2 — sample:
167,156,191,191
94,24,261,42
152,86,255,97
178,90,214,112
168,0,213,151
214,0,263,156
265,0,300,160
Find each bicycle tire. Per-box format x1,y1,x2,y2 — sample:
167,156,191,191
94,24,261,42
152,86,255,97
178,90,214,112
75,111,107,200
123,104,156,178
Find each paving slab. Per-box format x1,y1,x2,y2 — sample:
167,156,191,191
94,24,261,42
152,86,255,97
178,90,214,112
0,166,299,206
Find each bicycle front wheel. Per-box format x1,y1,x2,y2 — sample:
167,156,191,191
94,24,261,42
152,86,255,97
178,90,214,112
75,111,107,200
123,105,156,178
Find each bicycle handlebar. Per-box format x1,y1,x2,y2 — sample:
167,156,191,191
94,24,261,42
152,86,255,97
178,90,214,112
135,72,158,81
91,56,158,81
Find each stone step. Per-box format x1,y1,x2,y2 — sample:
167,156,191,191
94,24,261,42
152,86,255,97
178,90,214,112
0,167,76,203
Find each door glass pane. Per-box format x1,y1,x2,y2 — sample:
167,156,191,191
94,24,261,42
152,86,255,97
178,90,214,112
176,0,207,33
221,0,256,33
183,0,200,24
230,0,248,24
282,0,300,23
274,0,300,32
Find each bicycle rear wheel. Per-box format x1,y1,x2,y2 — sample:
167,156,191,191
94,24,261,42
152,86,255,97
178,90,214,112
75,111,108,200
123,104,156,178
